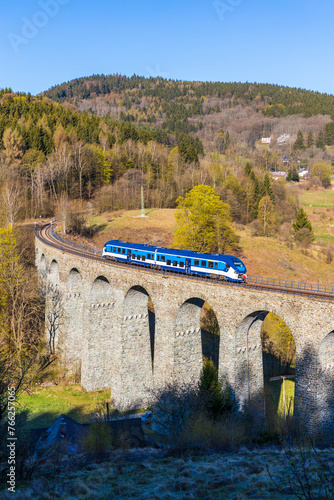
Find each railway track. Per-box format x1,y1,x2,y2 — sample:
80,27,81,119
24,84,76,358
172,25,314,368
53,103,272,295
35,222,334,302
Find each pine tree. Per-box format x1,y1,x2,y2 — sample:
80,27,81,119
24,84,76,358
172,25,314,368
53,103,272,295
198,359,236,419
244,162,252,177
252,178,261,219
293,130,305,150
293,208,313,234
264,173,275,201
287,167,300,182
325,122,334,145
307,131,314,148
316,130,325,149
224,131,230,150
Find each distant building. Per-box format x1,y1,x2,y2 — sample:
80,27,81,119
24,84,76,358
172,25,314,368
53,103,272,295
273,171,287,180
299,169,309,179
261,137,271,144
282,155,290,163
277,134,291,145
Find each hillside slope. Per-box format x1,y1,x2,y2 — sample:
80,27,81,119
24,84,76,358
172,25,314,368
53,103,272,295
64,187,334,286
42,75,334,156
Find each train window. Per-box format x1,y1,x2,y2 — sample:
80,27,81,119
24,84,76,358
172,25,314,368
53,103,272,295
161,256,165,262
167,260,171,266
122,249,126,254
113,247,116,252
208,262,213,268
194,260,199,266
137,255,141,260
172,261,177,266
132,254,135,259
226,264,230,270
201,261,207,267
215,263,218,269
231,258,243,269
118,248,121,253
142,256,146,261
179,262,184,268
157,255,160,261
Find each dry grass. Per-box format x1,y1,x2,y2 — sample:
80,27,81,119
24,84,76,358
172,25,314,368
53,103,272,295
3,447,333,499
239,225,334,284
90,207,334,285
61,191,334,285
91,209,176,249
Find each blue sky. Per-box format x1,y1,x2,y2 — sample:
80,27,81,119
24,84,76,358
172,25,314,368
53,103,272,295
0,0,333,95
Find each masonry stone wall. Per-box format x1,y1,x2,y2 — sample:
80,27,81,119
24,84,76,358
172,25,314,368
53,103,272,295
36,238,334,436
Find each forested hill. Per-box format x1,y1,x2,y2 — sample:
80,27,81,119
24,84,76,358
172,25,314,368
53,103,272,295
43,74,334,120
41,75,334,153
0,90,203,159
0,89,205,221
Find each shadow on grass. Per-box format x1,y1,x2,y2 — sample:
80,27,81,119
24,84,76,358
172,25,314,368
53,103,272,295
84,223,108,238
18,406,93,432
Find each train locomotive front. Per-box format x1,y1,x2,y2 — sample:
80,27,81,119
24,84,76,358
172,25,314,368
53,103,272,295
102,241,247,282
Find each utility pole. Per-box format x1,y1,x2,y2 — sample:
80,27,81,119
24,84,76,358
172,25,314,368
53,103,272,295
141,185,145,218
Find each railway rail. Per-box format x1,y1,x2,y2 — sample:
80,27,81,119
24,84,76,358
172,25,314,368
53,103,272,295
35,222,334,302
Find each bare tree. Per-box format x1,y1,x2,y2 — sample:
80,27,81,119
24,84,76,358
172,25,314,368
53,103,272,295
1,181,22,225
74,141,86,199
56,194,70,234
46,284,61,355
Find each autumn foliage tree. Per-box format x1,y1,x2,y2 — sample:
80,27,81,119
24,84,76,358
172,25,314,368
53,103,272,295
311,162,332,188
174,185,240,254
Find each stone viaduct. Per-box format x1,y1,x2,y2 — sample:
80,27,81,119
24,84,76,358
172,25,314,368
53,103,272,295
35,235,334,438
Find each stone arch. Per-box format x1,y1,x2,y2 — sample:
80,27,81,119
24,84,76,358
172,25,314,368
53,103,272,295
40,253,47,277
120,285,155,409
235,310,296,427
49,260,59,285
173,298,220,385
63,268,84,373
317,331,334,440
83,276,116,391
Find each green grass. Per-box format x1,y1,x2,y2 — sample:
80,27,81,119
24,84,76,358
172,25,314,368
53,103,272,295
18,384,110,430
300,189,334,208
316,233,334,244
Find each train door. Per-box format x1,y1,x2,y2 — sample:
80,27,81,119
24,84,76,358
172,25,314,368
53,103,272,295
185,259,191,273
127,250,131,262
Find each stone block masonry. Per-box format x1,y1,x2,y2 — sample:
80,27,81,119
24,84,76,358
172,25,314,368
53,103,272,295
36,238,334,439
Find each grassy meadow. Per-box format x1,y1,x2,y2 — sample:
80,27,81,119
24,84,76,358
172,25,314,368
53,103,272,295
18,385,110,430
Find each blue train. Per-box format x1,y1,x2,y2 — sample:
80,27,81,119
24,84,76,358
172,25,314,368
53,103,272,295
102,240,247,282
